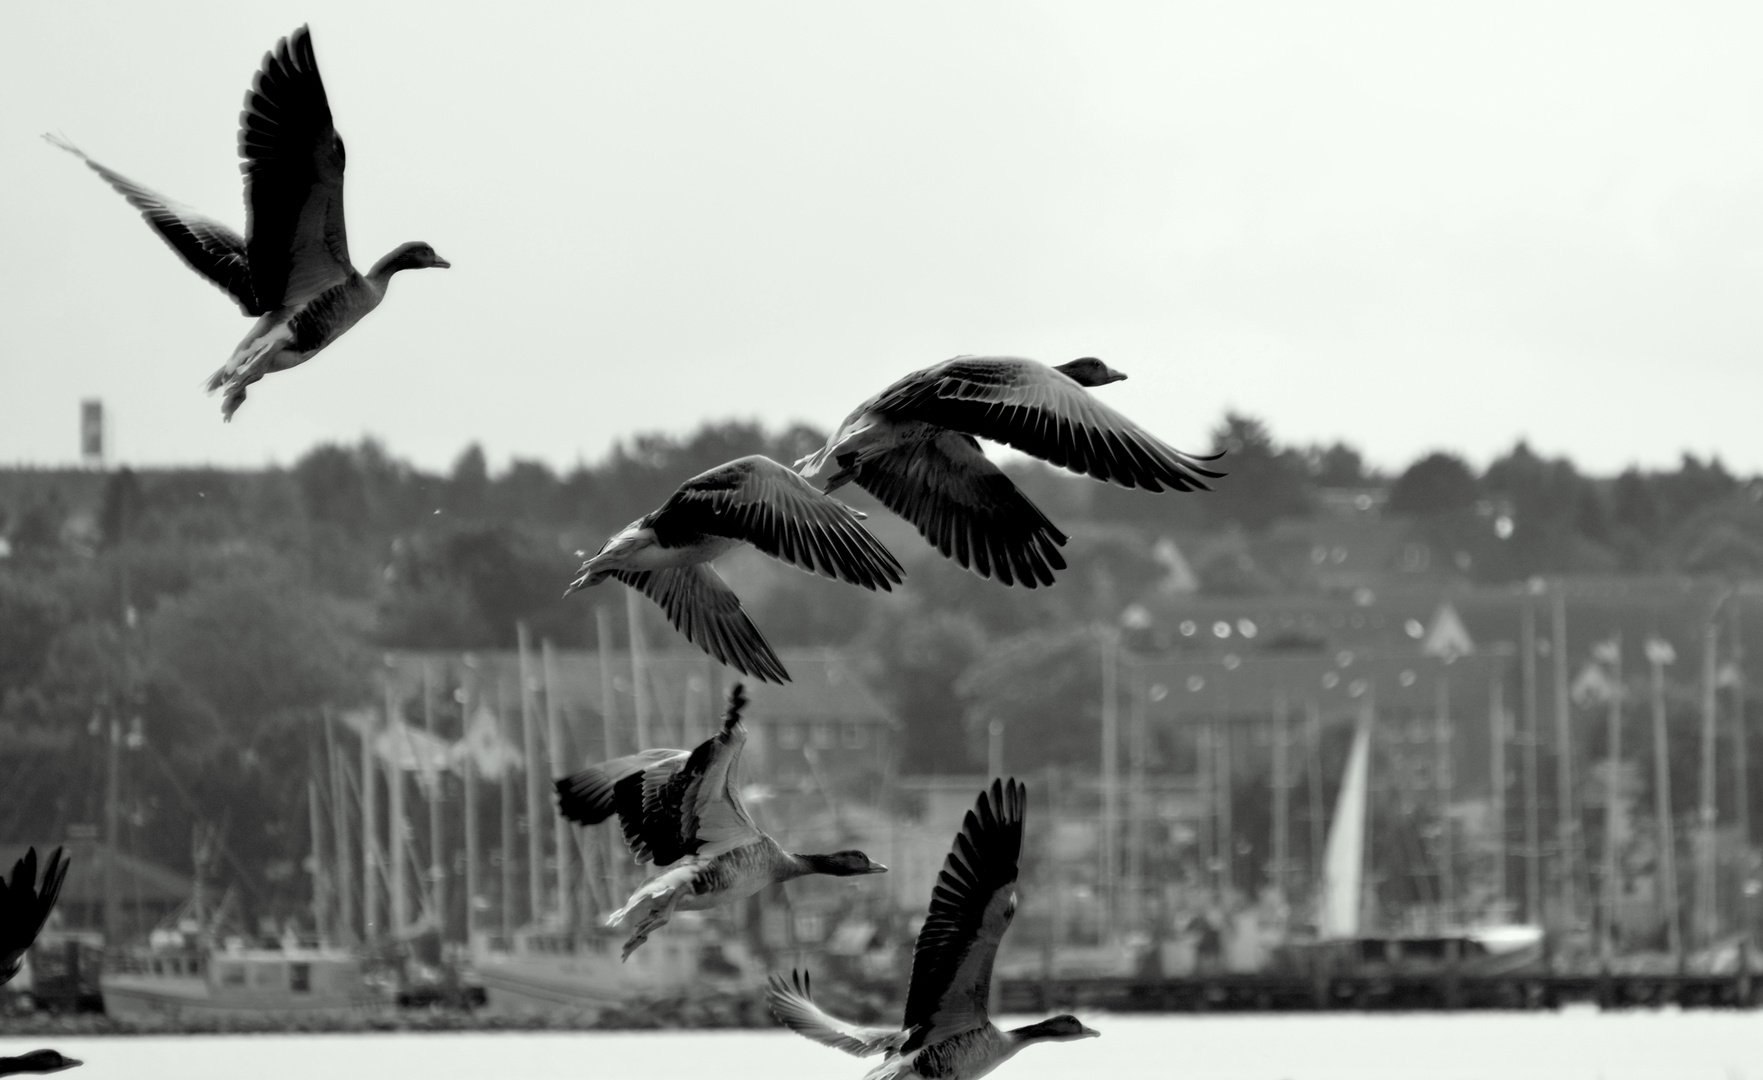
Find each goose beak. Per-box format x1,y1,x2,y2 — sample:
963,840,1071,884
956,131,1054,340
1078,1025,1101,1038
432,256,452,269
863,863,889,874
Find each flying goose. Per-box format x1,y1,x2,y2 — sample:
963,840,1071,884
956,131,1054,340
797,356,1222,586
554,684,887,960
1,847,69,986
46,25,448,420
565,455,905,683
769,779,1099,1079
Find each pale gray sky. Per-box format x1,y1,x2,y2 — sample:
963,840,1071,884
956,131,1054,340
3,1,1761,475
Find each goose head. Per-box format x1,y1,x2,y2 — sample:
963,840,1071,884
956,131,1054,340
1052,357,1126,387
372,241,452,278
1008,1015,1101,1044
803,850,889,876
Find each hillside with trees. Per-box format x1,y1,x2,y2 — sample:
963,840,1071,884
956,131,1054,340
2,413,1759,931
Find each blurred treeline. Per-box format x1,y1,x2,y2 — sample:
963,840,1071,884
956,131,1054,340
1,413,1759,927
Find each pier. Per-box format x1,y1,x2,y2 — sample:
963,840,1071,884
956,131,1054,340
1001,970,1760,1013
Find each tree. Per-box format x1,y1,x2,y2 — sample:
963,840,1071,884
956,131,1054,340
448,443,490,519
1203,414,1312,531
854,599,989,774
148,571,369,737
0,573,69,703
97,468,148,548
1481,441,1609,577
1387,452,1479,517
1304,442,1375,487
1612,468,1662,538
377,524,581,648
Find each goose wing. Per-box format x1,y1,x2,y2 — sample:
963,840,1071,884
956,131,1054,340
900,779,1025,1052
239,25,353,309
0,848,69,984
649,457,904,591
614,566,790,684
854,431,1067,587
625,686,763,865
874,357,1223,493
44,135,262,314
768,969,906,1058
555,748,688,827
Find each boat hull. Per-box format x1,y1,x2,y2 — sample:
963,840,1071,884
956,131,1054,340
100,973,383,1022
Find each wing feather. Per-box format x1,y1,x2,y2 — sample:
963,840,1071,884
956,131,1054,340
45,134,261,314
615,565,790,684
554,749,686,827
632,686,763,865
854,432,1066,588
649,457,905,591
875,357,1223,492
239,25,352,308
900,779,1025,1051
0,848,69,984
768,969,906,1058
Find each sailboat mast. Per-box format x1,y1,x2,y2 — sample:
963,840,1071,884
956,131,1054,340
387,678,410,935
1272,692,1289,904
626,589,652,749
1099,630,1119,941
1602,640,1623,964
324,709,354,943
424,661,446,939
543,639,571,930
361,696,381,942
104,713,120,945
1648,639,1682,964
1551,584,1579,927
463,666,481,947
1127,663,1148,932
499,674,516,940
518,624,543,926
596,605,621,906
1306,699,1325,908
1436,673,1454,927
1521,598,1542,924
1731,599,1751,927
308,767,329,942
1489,670,1507,919
1217,702,1234,900
1697,617,1721,947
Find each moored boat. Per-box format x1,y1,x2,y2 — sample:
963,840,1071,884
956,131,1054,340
100,933,383,1022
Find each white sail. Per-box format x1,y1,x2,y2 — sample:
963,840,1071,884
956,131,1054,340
1319,709,1371,939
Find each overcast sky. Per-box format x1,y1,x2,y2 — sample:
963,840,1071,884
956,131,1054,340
3,2,1761,477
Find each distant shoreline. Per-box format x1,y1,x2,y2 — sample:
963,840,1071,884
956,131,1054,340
0,992,782,1037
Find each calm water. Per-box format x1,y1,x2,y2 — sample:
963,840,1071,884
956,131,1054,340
13,1012,1763,1080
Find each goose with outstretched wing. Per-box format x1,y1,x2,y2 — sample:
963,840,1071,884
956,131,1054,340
1,847,69,986
46,25,448,420
0,850,79,1075
565,455,905,684
769,779,1098,1079
797,356,1222,587
555,684,887,960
